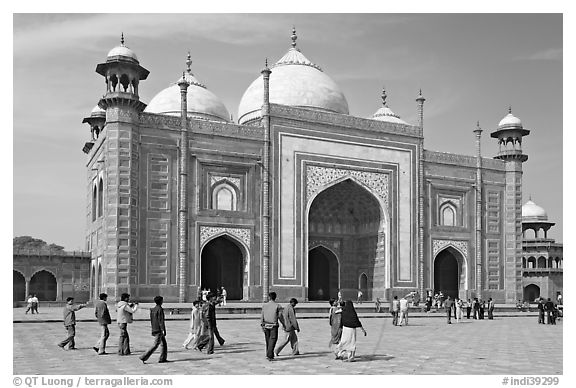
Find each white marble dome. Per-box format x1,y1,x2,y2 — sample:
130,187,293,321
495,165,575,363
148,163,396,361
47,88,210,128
498,109,523,128
145,60,231,122
522,200,548,221
237,31,349,125
370,89,407,124
106,35,139,63
90,105,106,117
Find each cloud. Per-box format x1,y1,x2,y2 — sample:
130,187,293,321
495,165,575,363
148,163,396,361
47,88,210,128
513,48,562,61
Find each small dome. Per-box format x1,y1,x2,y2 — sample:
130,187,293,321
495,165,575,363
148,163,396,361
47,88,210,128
522,200,548,221
90,105,106,117
237,28,348,125
144,55,231,123
498,107,523,128
370,89,407,124
106,34,139,63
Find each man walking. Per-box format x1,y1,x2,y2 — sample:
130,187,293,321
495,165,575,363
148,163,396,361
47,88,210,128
261,291,284,361
196,293,223,354
544,298,555,325
473,298,480,319
275,298,300,356
140,296,168,364
116,293,138,355
465,299,472,319
537,298,545,324
58,297,87,350
398,296,409,326
93,293,111,354
444,296,454,324
357,289,363,304
487,298,495,320
391,296,400,326
25,294,34,314
31,294,39,314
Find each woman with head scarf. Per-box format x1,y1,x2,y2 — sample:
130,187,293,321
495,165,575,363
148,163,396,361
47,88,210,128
329,299,344,354
336,300,366,362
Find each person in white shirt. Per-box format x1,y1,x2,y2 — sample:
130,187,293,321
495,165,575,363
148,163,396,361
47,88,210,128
398,297,409,326
25,295,34,314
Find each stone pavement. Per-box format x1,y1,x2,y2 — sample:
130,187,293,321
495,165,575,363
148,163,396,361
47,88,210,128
13,315,562,375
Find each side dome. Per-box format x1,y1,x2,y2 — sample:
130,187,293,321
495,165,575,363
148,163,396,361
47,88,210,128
498,107,523,129
237,28,349,125
106,33,139,63
522,199,548,221
144,54,231,123
369,88,407,125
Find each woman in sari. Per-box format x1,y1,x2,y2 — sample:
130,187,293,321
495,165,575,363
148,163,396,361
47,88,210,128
329,300,344,354
336,300,366,362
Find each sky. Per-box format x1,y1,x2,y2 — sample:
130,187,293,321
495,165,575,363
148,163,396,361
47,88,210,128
12,13,563,250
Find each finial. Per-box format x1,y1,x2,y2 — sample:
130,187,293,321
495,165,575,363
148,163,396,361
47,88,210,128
477,120,481,129
529,194,532,201
182,71,186,80
381,87,387,106
121,32,125,46
508,105,512,114
186,52,192,73
291,26,297,49
265,57,268,68
419,88,422,96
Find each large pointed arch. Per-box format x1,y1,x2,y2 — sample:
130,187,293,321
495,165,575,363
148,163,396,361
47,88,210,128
433,246,468,299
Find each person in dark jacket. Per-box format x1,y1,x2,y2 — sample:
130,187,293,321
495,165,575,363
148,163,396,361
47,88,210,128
444,296,454,324
473,298,480,319
140,296,167,363
336,300,366,362
544,298,555,325
93,293,112,354
487,298,495,320
58,297,87,350
275,298,300,356
196,293,222,354
537,298,545,324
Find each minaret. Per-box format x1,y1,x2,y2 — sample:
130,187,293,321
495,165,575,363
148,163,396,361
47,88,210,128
261,58,272,302
473,122,483,299
491,107,530,303
177,67,190,303
92,35,149,299
416,89,426,300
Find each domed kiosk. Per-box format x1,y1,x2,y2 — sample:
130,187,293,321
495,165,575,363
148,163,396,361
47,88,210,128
237,28,349,125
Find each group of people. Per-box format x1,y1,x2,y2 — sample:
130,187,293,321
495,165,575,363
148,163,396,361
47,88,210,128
537,298,561,325
25,294,40,314
198,286,227,306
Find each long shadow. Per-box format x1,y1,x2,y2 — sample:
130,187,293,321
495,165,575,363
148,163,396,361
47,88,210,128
158,356,215,363
352,354,395,362
275,351,332,361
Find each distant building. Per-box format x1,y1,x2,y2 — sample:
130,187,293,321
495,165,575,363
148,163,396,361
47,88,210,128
521,200,563,302
81,30,547,303
13,249,91,304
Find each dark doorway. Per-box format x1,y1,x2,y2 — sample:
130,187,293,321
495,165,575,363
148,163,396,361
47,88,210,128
360,273,368,300
308,246,338,300
13,271,25,302
524,284,540,302
434,249,459,299
201,236,243,300
29,270,57,301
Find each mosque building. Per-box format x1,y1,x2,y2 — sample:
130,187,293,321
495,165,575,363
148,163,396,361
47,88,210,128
80,30,558,303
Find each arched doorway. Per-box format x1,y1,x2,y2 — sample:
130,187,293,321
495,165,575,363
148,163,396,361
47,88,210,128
308,246,338,300
13,271,26,302
308,178,384,301
359,273,368,300
524,284,540,302
29,270,57,301
201,235,244,300
434,248,461,299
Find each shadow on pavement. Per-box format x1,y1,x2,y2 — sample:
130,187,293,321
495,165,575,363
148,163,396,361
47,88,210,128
353,354,395,362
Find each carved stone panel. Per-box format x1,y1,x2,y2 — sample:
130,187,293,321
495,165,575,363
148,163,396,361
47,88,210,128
199,226,251,248
432,239,468,259
305,165,389,209
210,175,241,188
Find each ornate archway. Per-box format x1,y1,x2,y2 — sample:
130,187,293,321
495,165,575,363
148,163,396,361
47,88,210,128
13,270,26,302
29,270,57,301
308,246,339,300
307,178,385,300
201,235,245,300
434,247,466,299
524,284,540,302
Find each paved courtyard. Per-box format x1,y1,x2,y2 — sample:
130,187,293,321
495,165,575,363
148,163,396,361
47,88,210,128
13,315,562,375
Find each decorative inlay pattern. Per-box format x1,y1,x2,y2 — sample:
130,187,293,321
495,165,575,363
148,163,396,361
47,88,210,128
425,150,504,170
270,104,422,138
306,165,389,209
432,239,468,258
200,226,251,248
210,175,241,188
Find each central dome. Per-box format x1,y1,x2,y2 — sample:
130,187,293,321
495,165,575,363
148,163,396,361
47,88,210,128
145,54,231,122
237,29,349,125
